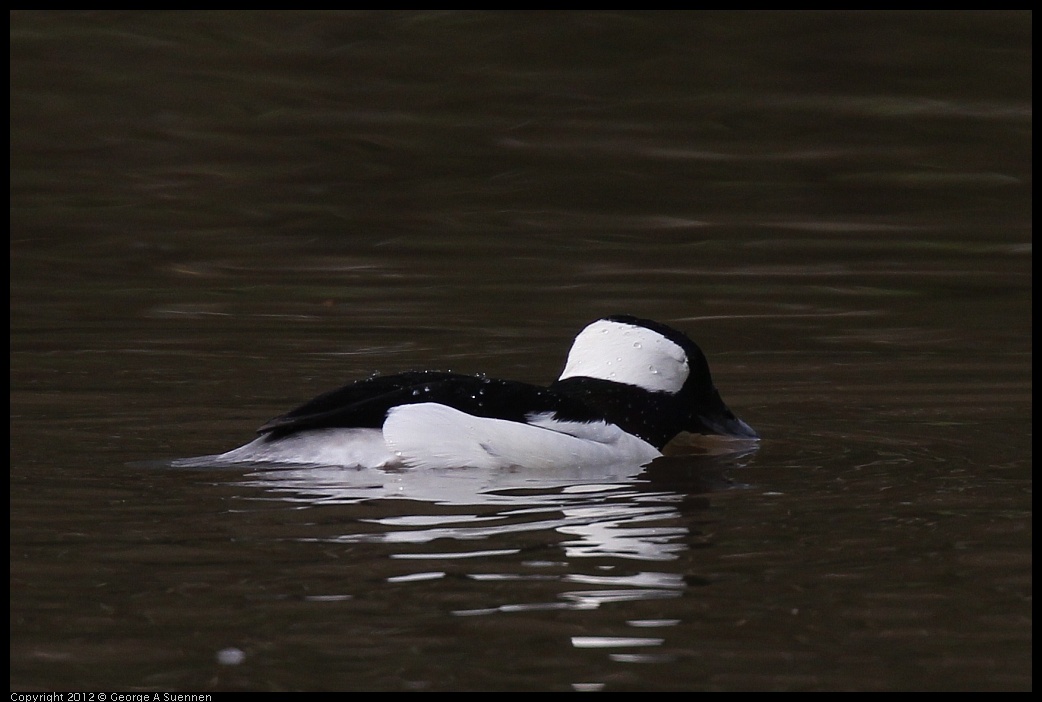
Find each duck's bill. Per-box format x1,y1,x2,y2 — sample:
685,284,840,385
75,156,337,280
697,412,759,440
690,393,760,440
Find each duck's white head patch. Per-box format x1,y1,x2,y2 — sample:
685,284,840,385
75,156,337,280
558,318,690,393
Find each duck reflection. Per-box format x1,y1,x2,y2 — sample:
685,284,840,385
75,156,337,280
231,444,757,566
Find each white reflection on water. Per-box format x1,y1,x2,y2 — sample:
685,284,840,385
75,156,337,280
186,451,754,617
572,636,665,648
451,570,686,616
234,459,655,506
227,451,752,566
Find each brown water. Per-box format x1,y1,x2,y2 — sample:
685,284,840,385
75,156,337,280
10,11,1031,691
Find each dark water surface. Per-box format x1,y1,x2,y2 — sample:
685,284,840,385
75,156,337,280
11,12,1031,691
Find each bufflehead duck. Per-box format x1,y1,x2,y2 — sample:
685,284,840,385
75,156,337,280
206,315,758,469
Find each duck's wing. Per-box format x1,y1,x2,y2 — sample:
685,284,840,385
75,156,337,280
257,371,465,437
257,373,603,441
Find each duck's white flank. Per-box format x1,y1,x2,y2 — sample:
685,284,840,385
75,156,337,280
208,402,661,470
557,318,689,392
214,428,397,468
383,403,661,470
